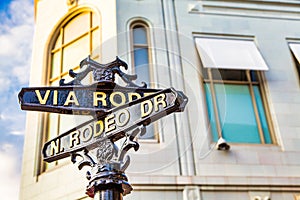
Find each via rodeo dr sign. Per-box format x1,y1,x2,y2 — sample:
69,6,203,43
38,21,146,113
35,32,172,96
18,56,188,163
18,84,161,115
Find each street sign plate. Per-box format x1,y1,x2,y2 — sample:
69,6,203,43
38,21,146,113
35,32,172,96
42,88,187,162
18,82,160,116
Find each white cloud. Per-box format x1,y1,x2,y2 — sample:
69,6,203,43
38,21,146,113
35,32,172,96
0,90,27,136
0,143,21,200
0,75,11,92
0,0,34,133
13,66,30,84
10,130,25,135
0,0,34,85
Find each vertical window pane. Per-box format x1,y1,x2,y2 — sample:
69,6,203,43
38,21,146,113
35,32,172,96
133,27,147,44
91,29,100,58
250,70,258,82
204,83,219,142
202,68,209,80
59,115,77,133
134,48,150,84
62,36,89,73
253,86,272,144
215,84,261,143
134,48,149,66
53,33,62,50
45,113,59,169
47,113,59,140
92,12,99,27
64,12,90,44
51,52,61,79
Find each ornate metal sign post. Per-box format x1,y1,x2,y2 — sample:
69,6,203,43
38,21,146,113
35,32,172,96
19,56,188,200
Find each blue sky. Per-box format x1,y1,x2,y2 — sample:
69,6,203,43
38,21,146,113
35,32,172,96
0,0,34,199
0,0,11,10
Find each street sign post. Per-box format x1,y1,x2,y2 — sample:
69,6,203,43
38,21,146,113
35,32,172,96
18,56,188,200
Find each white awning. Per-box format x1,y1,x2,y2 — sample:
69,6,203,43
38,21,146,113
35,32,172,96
195,38,269,70
289,43,300,63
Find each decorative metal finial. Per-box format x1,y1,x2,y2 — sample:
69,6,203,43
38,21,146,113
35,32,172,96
71,125,146,198
59,56,147,88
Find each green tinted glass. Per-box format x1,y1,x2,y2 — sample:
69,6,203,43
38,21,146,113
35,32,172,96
204,84,219,142
214,84,261,143
253,86,272,144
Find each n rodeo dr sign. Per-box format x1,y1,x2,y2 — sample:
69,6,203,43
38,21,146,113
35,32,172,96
42,88,187,162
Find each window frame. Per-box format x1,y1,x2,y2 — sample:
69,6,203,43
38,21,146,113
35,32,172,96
203,68,275,144
38,9,101,174
48,10,100,85
129,20,159,142
129,21,154,88
195,36,276,145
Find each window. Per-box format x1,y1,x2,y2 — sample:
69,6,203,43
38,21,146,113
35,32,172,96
42,10,100,172
195,37,274,144
288,43,300,81
131,22,151,86
130,21,156,140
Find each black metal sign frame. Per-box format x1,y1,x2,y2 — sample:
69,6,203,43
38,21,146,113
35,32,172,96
18,56,188,199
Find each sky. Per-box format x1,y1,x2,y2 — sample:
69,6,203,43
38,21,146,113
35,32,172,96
0,0,34,199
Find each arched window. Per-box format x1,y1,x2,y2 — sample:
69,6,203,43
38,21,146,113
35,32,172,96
131,22,152,87
42,10,100,171
130,21,157,140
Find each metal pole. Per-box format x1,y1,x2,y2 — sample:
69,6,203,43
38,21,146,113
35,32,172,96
84,162,132,200
93,187,123,200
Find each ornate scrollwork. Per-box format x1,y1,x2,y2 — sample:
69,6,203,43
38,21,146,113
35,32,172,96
71,125,146,197
96,139,117,166
59,56,147,88
71,149,97,170
116,125,146,171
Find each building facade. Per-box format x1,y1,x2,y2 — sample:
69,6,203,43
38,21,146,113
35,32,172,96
20,0,300,199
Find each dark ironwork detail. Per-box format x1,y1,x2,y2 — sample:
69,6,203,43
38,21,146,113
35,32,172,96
59,56,147,88
117,126,146,171
18,56,189,199
71,149,97,170
71,126,146,198
96,139,116,166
